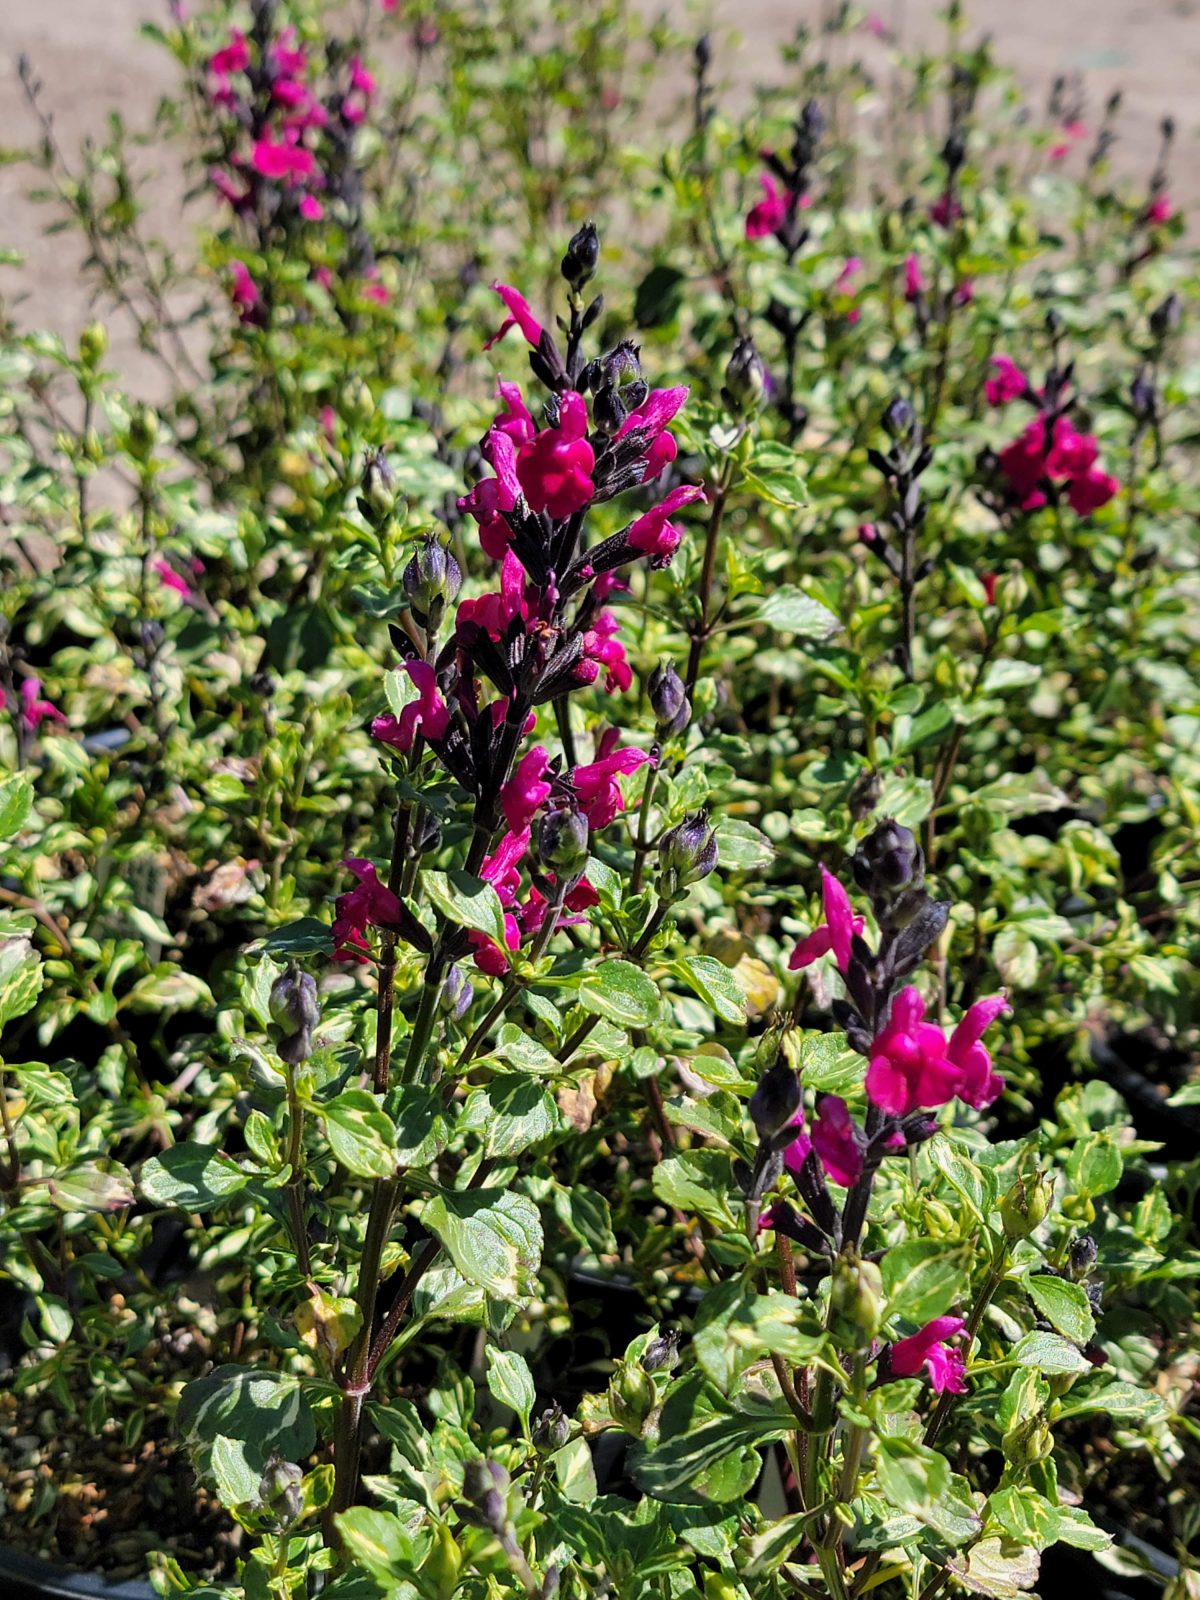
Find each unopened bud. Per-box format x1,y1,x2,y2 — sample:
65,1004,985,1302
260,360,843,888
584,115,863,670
403,536,461,627
591,383,628,436
722,336,767,416
641,1329,681,1373
441,963,474,1019
462,1459,510,1534
1130,367,1156,421
829,1255,884,1348
561,221,600,292
882,396,915,440
647,661,690,737
269,966,320,1065
608,1362,656,1433
342,375,374,423
658,809,718,900
359,449,397,524
1000,1165,1052,1240
258,1458,303,1524
1067,1234,1098,1278
127,404,159,462
748,1060,802,1141
79,321,108,369
537,805,590,884
942,128,967,174
532,1403,571,1452
1003,1415,1054,1467
851,819,926,926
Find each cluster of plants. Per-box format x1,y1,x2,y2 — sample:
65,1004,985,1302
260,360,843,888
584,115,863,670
1,2,1198,1598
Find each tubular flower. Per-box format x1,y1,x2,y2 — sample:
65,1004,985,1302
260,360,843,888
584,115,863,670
485,283,545,351
332,859,405,960
9,677,67,730
572,734,650,828
904,254,925,302
251,137,316,184
984,355,1029,407
229,260,260,323
615,385,689,482
788,866,863,974
456,550,530,640
470,828,530,975
458,430,522,560
888,1316,968,1393
834,257,862,323
210,29,250,75
811,1095,865,1188
865,987,962,1117
491,381,536,448
516,392,595,518
628,484,706,560
501,746,552,832
581,610,632,693
745,171,788,239
997,415,1118,516
947,994,1010,1108
781,1113,812,1179
371,660,451,753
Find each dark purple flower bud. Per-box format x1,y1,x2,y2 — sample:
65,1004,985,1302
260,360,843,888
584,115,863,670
462,1459,510,1535
641,1329,681,1372
647,661,690,737
658,809,718,899
694,32,712,70
723,336,767,416
358,448,397,523
1130,368,1156,422
269,967,320,1036
537,805,590,884
441,963,474,1019
852,819,925,902
882,397,915,440
561,221,600,291
258,1458,304,1526
403,538,462,628
1068,1234,1098,1278
591,383,628,436
942,128,967,173
748,1059,802,1140
532,1403,571,1451
1150,293,1180,340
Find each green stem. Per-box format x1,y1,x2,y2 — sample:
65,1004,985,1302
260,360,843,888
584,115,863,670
283,1061,310,1278
684,456,736,700
628,761,660,898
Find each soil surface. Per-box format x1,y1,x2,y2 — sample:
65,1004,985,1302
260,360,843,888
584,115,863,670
0,0,1196,388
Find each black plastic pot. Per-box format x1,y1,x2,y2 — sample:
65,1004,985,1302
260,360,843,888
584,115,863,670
0,1549,155,1600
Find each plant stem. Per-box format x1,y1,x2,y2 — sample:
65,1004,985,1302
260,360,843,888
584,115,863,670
684,456,735,699
628,759,660,897
283,1061,310,1279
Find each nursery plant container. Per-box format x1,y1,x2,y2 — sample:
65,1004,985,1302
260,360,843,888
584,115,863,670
0,1548,155,1600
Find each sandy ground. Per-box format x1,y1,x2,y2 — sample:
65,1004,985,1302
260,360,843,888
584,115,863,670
0,0,1196,384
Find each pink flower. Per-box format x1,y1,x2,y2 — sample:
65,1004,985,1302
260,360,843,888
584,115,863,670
834,257,863,323
1066,468,1119,515
313,266,334,291
746,171,789,239
361,272,390,305
332,858,405,960
251,138,316,184
955,280,974,306
344,55,376,123
491,381,536,448
459,431,521,560
929,192,961,228
981,572,998,607
985,355,1028,407
371,660,450,753
904,254,925,302
781,1113,812,1179
615,385,689,483
581,610,632,694
484,283,545,351
501,746,552,831
1044,417,1098,479
889,1315,968,1393
229,259,260,323
456,550,529,639
788,866,863,974
865,987,961,1117
13,677,66,730
270,27,307,76
947,994,1010,1109
572,734,650,828
516,392,595,518
210,29,249,76
470,828,530,974
299,194,324,221
628,484,706,560
153,557,193,598
1146,194,1173,225
210,167,250,211
997,420,1050,499
1049,119,1087,162
811,1095,864,1188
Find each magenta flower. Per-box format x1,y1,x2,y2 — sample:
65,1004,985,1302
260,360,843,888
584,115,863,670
581,610,632,694
210,168,249,211
484,283,545,352
788,866,863,975
491,381,536,448
904,254,925,302
501,746,552,831
270,27,307,76
516,392,595,518
628,484,706,560
456,550,529,639
229,259,260,323
251,138,316,184
929,191,962,229
811,1095,864,1188
371,661,451,753
1146,194,1173,225
572,734,650,828
888,1315,968,1393
984,355,1028,407
616,384,688,482
1043,417,1098,479
210,29,249,76
781,1112,812,1180
332,858,405,960
745,171,789,239
459,430,521,560
947,994,1010,1109
470,828,530,975
153,557,195,598
9,677,67,731
1066,468,1119,515
1049,119,1087,162
833,257,863,323
865,987,962,1117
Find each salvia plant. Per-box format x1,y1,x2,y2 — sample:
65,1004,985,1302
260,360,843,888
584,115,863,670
0,2,1198,1600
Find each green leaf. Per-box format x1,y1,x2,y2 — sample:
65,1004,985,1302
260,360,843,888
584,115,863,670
424,869,507,947
1066,1134,1123,1197
0,773,33,839
421,1188,542,1301
993,925,1039,989
1011,1331,1092,1374
140,1144,249,1210
178,1366,315,1472
1056,1379,1166,1423
694,1279,825,1393
882,1240,971,1323
981,659,1042,694
947,1537,1039,1597
209,1434,261,1509
1024,1275,1095,1344
653,1150,738,1230
629,1389,792,1504
123,967,214,1013
756,586,838,637
47,1161,135,1213
712,818,774,871
486,1347,536,1435
459,1074,560,1159
669,955,746,1024
255,917,332,957
875,1437,950,1517
334,1507,415,1581
576,959,660,1028
744,469,808,510
322,1090,398,1179
634,263,686,328
0,938,43,1029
